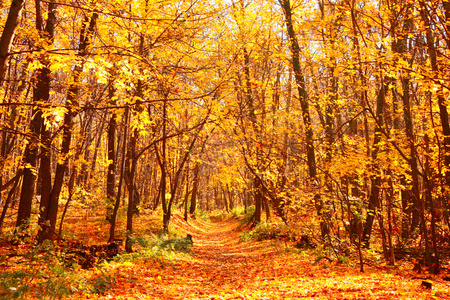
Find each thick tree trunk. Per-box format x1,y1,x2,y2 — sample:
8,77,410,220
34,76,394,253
37,12,98,243
0,0,25,83
16,0,56,229
15,110,42,228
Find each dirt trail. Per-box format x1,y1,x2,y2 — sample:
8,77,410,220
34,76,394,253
108,215,449,300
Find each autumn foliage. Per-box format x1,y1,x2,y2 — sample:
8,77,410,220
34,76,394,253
1,0,450,298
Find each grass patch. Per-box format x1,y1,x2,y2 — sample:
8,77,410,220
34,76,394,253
0,246,114,299
239,221,295,242
195,210,210,222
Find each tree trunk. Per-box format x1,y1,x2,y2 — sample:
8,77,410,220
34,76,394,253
161,98,169,232
15,109,42,228
106,86,117,223
109,106,129,243
391,2,420,236
279,0,317,181
361,82,387,247
0,0,25,83
125,128,137,253
16,0,56,229
424,134,440,274
189,163,199,217
0,175,21,232
183,167,190,221
420,2,450,188
37,12,98,243
166,128,200,229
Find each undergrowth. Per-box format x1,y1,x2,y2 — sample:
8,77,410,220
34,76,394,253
195,210,210,222
238,220,356,267
0,227,193,299
0,245,115,299
239,221,295,242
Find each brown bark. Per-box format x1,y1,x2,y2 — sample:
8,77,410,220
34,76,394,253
361,82,387,247
106,85,117,224
240,46,263,225
11,0,53,234
189,163,199,217
160,98,168,232
37,12,98,243
424,134,440,274
125,127,137,253
0,175,21,232
0,0,25,83
109,106,129,243
183,167,190,221
279,0,317,181
391,1,420,236
16,0,56,229
420,2,450,188
15,110,42,228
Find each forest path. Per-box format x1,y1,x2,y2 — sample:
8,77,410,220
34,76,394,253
147,214,310,299
106,215,449,300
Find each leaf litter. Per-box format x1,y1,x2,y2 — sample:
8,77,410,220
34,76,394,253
76,215,450,300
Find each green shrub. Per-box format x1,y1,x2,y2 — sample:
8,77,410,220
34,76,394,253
239,222,296,242
230,206,246,218
242,206,255,224
0,240,117,299
195,210,210,222
0,270,30,300
0,266,98,300
91,272,115,295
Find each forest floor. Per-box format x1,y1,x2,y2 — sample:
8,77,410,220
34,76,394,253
78,214,450,300
2,213,450,299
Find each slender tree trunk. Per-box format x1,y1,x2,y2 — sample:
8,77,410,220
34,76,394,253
183,167,190,221
361,82,387,247
125,128,137,253
241,47,264,225
189,163,199,217
106,110,117,223
161,98,169,232
391,2,420,236
166,128,201,229
109,107,129,243
387,175,395,265
424,134,440,274
57,168,76,237
420,2,450,188
279,0,317,181
0,176,21,232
